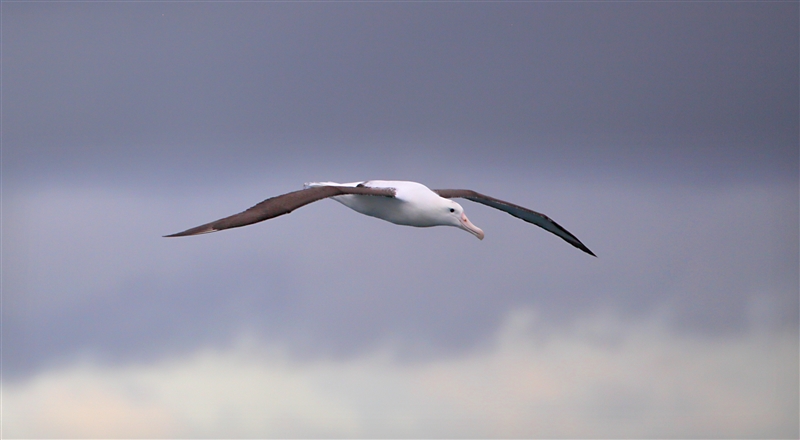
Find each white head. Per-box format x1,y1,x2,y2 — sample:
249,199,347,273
440,199,485,240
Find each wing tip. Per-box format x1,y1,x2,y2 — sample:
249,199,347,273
163,226,218,237
570,239,596,257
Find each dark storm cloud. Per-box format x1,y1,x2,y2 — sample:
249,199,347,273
3,2,797,187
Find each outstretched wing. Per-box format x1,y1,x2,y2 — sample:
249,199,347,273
434,189,595,256
165,186,396,237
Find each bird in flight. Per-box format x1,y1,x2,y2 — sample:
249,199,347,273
165,180,595,256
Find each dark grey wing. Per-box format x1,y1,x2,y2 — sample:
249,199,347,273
434,189,596,256
165,186,396,237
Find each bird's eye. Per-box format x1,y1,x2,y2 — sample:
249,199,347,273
449,208,455,213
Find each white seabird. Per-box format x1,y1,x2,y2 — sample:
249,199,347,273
165,180,595,256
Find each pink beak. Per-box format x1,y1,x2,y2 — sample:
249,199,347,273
460,212,485,240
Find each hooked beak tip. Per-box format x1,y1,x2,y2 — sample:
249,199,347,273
460,213,485,240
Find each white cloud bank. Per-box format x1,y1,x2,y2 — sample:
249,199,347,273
4,309,797,439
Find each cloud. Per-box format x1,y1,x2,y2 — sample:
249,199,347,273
3,178,797,380
4,3,797,187
3,3,797,438
3,308,797,438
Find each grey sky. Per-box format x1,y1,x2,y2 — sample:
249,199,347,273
3,2,798,437
5,2,796,186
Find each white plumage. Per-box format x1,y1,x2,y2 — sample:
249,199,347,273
304,181,484,239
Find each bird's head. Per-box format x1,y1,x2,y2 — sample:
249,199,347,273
442,199,484,240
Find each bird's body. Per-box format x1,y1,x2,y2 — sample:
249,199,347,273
306,180,465,228
166,179,595,256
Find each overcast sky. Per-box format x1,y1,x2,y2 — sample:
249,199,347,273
3,2,798,438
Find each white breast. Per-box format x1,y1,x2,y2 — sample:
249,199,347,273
306,180,448,227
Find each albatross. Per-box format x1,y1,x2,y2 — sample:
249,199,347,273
165,180,595,256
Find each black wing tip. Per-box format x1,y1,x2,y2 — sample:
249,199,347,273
163,232,190,238
163,226,218,237
566,236,596,257
163,232,189,238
